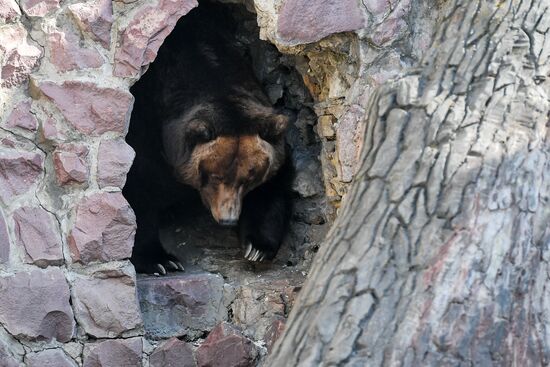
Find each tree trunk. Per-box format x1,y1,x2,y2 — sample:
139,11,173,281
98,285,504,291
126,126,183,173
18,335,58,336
268,0,550,365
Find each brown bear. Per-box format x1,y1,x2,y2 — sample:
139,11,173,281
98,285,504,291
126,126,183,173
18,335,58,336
124,2,292,274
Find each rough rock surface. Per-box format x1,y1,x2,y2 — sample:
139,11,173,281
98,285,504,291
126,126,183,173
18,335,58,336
369,0,411,47
47,28,103,72
0,345,20,367
37,81,134,135
0,149,43,203
12,206,63,267
68,0,113,48
68,192,136,264
0,323,23,366
71,266,142,338
26,349,78,367
83,338,143,367
0,209,10,263
264,318,286,352
20,0,60,17
4,100,38,131
196,322,258,367
0,352,19,367
0,24,41,87
0,0,20,22
40,116,61,142
137,273,228,339
336,104,366,183
97,138,135,189
0,268,74,341
277,0,364,44
53,144,89,185
114,0,198,77
231,278,300,341
150,337,196,367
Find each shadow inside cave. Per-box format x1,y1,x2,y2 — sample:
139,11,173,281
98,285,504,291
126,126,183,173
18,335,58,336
123,0,330,280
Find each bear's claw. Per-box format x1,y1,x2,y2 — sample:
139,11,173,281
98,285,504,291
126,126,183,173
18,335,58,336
169,261,184,272
154,264,167,276
133,246,185,275
244,243,253,258
153,261,185,276
244,243,266,262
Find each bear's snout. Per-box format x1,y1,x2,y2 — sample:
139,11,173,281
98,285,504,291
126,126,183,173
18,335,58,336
212,198,241,226
219,218,238,227
206,184,243,226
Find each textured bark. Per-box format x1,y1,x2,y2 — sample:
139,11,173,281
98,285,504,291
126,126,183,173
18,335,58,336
268,0,550,366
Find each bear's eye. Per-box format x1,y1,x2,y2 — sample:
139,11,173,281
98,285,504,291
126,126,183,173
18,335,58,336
188,119,213,142
211,174,223,183
248,168,256,177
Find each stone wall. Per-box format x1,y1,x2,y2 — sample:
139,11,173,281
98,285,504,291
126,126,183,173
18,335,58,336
0,0,434,365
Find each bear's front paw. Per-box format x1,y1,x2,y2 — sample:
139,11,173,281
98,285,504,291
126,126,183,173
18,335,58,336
242,239,281,262
132,247,185,275
243,242,268,262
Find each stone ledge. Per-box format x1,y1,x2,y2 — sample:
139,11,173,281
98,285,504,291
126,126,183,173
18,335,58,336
137,272,230,339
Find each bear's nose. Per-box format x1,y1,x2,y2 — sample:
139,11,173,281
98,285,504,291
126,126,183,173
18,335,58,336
218,218,238,227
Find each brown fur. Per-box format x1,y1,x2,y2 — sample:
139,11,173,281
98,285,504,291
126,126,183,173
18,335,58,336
177,135,284,223
229,88,289,138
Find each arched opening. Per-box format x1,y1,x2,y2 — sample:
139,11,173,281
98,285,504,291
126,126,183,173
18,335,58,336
123,0,333,351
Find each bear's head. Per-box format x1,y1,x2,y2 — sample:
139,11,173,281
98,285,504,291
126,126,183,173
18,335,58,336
164,106,288,226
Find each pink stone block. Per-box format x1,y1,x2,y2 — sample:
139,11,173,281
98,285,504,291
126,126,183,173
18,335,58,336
97,138,135,189
196,322,257,367
113,0,198,77
69,0,113,48
137,273,228,339
0,149,43,203
47,28,103,72
53,144,89,185
150,338,196,367
26,349,78,367
38,80,134,135
20,0,59,17
13,206,63,267
277,0,365,44
5,100,38,131
68,192,136,264
40,116,62,142
83,338,143,367
0,268,74,342
72,268,142,338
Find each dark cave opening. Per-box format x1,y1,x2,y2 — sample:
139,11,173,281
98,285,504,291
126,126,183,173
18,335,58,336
123,1,330,277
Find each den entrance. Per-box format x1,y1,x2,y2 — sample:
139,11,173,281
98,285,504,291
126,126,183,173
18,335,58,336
124,1,330,283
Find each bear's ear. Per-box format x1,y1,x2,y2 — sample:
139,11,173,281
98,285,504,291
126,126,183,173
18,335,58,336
187,119,213,142
259,113,289,142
